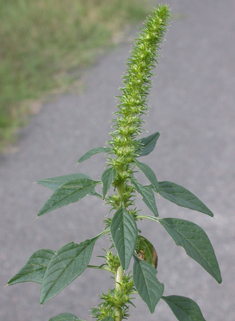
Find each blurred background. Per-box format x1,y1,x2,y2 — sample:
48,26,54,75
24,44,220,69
1,0,235,321
0,0,152,151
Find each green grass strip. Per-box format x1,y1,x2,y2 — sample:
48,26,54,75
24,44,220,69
0,0,153,151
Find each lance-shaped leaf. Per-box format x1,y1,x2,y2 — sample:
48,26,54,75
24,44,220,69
159,218,222,283
135,235,158,268
40,236,100,304
37,178,99,216
78,147,111,164
49,313,84,321
37,173,90,191
162,295,206,321
101,167,115,198
133,255,164,313
158,181,213,217
135,160,159,192
8,249,55,285
137,132,160,157
132,180,159,216
37,173,102,198
111,207,137,270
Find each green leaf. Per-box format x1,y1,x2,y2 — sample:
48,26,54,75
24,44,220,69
37,173,91,191
162,295,206,321
135,235,158,268
135,160,159,192
137,132,160,157
8,249,55,285
40,236,100,304
49,313,84,321
88,190,103,199
78,147,111,164
37,173,101,198
132,180,159,216
159,218,222,283
133,255,164,313
37,178,99,216
111,207,137,270
158,181,213,217
101,167,115,198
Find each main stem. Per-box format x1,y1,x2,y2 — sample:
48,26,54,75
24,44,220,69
113,183,125,321
114,265,124,321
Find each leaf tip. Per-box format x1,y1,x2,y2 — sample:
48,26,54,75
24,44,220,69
217,275,222,284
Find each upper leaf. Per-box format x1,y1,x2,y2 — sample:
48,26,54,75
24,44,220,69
133,255,164,313
159,218,222,283
37,178,99,216
111,206,138,270
78,147,111,164
137,132,160,157
101,167,116,199
135,160,159,192
40,236,100,304
49,313,84,321
132,180,159,216
135,235,158,269
37,173,91,191
162,295,206,321
37,173,101,198
8,249,55,285
158,181,213,217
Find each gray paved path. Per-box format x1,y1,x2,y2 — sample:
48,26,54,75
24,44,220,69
1,1,235,320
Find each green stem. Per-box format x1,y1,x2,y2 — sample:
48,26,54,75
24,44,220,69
114,265,124,321
137,215,159,222
117,180,125,197
87,265,113,273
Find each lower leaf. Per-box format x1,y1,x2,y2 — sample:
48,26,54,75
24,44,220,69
159,218,222,283
8,249,55,285
162,295,206,321
40,236,100,304
133,255,164,313
111,206,137,270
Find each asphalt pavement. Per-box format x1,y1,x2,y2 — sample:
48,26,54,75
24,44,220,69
1,1,235,320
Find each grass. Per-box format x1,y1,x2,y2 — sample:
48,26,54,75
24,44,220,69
0,0,153,151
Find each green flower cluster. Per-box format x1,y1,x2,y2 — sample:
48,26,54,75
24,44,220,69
109,5,171,183
91,273,135,321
